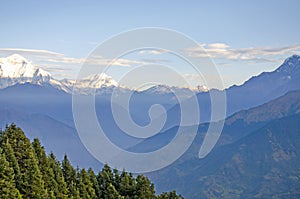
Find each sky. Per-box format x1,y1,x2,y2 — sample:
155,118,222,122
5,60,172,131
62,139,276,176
0,0,300,89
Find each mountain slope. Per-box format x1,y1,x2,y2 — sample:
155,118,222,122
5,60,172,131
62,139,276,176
184,114,300,198
225,54,300,116
0,108,101,169
163,54,300,125
149,90,300,198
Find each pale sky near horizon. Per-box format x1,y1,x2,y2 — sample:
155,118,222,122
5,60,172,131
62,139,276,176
0,0,300,89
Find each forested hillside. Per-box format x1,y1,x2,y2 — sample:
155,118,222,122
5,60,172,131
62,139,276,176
0,124,183,199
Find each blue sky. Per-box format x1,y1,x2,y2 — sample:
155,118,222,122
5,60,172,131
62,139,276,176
0,0,300,89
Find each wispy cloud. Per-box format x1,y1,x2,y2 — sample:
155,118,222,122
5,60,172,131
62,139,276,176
0,48,145,67
138,49,169,55
0,48,63,57
186,43,300,63
0,48,150,79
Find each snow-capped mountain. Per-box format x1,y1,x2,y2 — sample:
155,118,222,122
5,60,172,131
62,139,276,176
276,54,300,74
0,54,209,96
0,54,50,78
0,54,121,93
142,84,208,97
0,54,52,88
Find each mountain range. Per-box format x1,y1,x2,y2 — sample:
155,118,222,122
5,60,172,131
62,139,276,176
0,54,300,198
0,54,207,95
0,54,120,93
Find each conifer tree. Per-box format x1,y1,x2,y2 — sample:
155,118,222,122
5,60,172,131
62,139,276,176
48,152,68,199
134,175,156,199
88,168,102,198
77,168,96,199
0,148,22,198
107,183,121,199
1,139,22,190
32,138,58,198
62,154,80,198
2,124,45,198
98,164,115,198
119,170,136,197
157,191,184,199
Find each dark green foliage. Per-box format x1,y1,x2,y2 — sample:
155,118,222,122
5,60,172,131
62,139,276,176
1,124,45,198
119,170,136,197
77,168,96,199
157,191,184,199
134,175,156,199
48,152,68,199
0,148,22,198
0,124,183,199
88,168,102,198
62,155,80,198
32,138,59,198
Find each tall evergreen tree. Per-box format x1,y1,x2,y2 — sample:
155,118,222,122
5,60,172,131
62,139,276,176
32,138,58,198
78,168,96,199
107,183,121,199
157,191,184,199
62,154,80,198
2,124,45,198
48,152,68,199
1,139,22,190
98,164,115,198
88,168,102,198
134,175,156,199
0,148,22,198
119,170,136,198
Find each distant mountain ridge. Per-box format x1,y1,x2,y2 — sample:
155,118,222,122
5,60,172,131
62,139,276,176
225,54,300,116
0,54,208,95
226,89,300,124
0,54,122,93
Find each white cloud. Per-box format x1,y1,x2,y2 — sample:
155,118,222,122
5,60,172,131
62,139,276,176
0,48,64,57
0,48,151,80
0,48,147,67
138,49,169,55
186,43,300,63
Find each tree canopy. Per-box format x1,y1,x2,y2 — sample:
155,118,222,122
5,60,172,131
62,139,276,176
0,124,183,199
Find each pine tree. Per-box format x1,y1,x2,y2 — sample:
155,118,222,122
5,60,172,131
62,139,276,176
1,139,22,191
0,148,22,198
2,124,45,198
77,168,96,199
134,175,156,199
107,183,121,199
98,164,114,198
48,152,68,199
88,168,102,198
62,154,80,198
157,191,184,199
119,170,136,198
32,138,58,198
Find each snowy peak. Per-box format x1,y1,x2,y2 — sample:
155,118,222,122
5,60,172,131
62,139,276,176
143,84,208,96
0,54,120,93
0,54,51,78
66,73,119,90
81,73,119,88
276,54,300,74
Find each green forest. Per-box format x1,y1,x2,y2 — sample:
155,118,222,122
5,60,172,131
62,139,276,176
0,124,183,199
